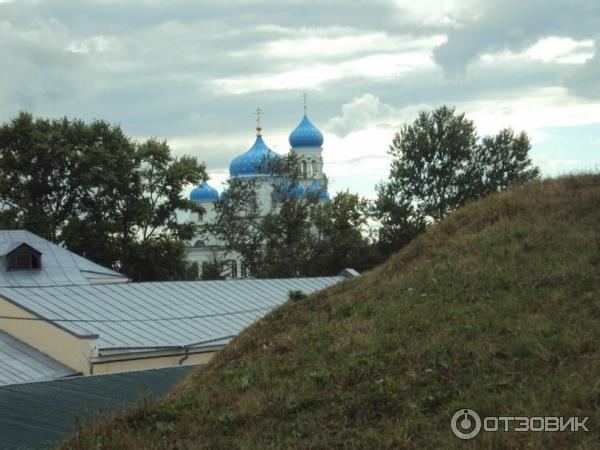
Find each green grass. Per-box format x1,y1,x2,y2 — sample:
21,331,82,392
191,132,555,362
61,174,600,449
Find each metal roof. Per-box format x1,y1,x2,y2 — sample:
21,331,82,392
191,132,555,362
0,365,194,450
0,331,75,386
0,277,345,351
0,242,40,257
0,230,128,287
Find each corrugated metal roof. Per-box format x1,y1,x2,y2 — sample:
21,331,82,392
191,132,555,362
0,277,344,351
0,230,127,287
0,331,75,386
0,365,194,450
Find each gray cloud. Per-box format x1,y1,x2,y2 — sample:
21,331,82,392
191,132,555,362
0,0,599,198
567,42,600,98
327,94,395,137
433,0,600,76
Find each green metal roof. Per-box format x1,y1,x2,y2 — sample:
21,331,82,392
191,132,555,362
0,365,195,449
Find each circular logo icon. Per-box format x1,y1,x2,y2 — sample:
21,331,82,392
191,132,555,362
451,409,482,440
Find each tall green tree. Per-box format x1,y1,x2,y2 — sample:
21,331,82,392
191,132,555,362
373,183,426,256
202,176,264,274
204,153,378,277
0,112,206,281
0,113,107,240
202,153,318,278
474,128,540,196
375,106,539,256
259,153,320,277
307,191,381,275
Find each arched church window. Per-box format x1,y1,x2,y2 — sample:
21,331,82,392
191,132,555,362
241,261,249,278
301,161,307,178
311,160,317,177
229,260,238,278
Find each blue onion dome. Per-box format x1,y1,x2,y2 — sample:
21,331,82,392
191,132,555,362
290,183,306,197
319,189,330,201
307,179,330,201
274,180,305,201
190,180,219,202
229,135,281,177
289,115,324,149
307,179,321,195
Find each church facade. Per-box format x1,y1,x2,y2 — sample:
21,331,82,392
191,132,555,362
185,109,330,278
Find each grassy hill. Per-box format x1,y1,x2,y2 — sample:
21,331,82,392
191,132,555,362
63,174,600,449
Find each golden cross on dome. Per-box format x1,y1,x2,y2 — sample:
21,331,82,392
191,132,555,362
254,107,263,136
302,92,308,115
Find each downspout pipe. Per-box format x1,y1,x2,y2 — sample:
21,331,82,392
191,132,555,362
178,335,236,366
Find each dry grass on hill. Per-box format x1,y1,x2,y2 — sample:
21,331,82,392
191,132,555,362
62,174,600,449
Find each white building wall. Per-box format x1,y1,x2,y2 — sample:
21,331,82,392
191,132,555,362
292,146,325,187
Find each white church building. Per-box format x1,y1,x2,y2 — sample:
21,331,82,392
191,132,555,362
185,108,330,278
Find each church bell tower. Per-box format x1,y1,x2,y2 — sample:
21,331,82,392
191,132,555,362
288,94,326,183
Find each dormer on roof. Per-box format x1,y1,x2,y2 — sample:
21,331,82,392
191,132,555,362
3,242,42,271
0,230,127,286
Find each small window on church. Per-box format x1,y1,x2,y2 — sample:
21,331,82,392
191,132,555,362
301,161,307,178
16,251,31,269
229,260,238,278
8,248,41,270
311,160,317,177
241,261,249,278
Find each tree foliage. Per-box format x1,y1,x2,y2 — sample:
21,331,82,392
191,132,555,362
474,128,541,196
203,153,377,277
259,153,320,277
307,191,380,275
203,176,264,274
374,105,540,256
200,254,227,281
0,112,206,281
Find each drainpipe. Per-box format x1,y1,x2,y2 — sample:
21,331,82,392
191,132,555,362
178,346,190,365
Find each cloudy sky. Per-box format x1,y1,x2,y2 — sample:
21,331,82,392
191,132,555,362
1,0,599,198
